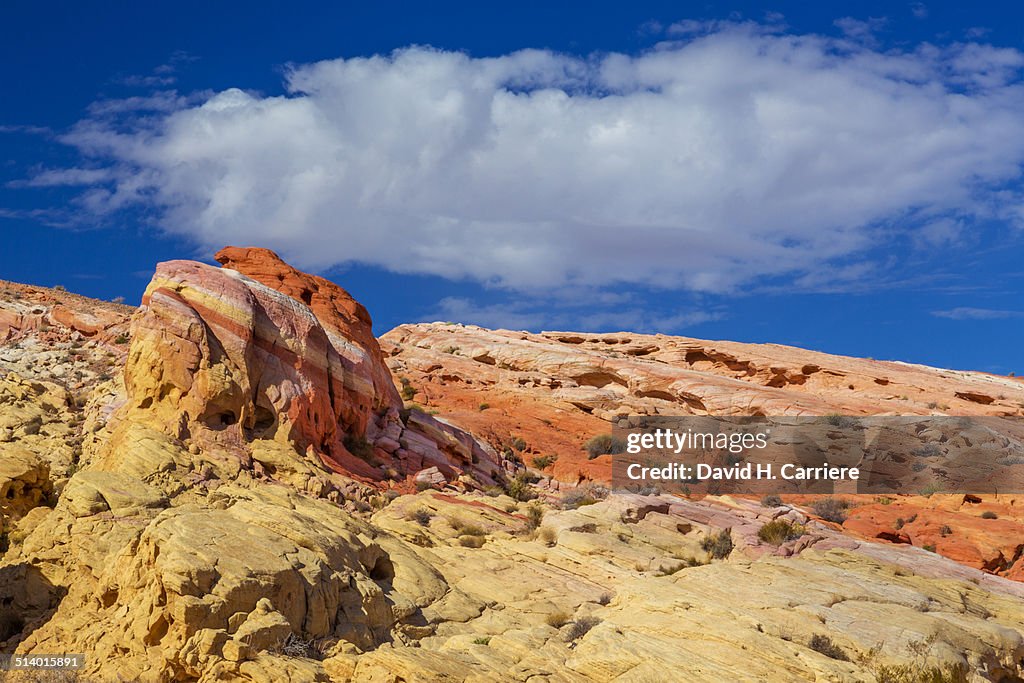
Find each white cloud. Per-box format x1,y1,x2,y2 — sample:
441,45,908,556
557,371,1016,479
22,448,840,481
932,307,1023,320
428,296,721,333
38,23,1024,295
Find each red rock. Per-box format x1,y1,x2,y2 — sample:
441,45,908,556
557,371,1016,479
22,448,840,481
123,251,502,486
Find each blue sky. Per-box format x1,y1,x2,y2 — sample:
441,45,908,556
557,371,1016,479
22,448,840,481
2,1,1023,373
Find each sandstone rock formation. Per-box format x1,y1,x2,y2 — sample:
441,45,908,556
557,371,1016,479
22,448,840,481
1,256,1023,681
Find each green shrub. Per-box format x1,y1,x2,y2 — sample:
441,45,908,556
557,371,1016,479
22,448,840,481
811,497,850,524
399,377,417,401
701,529,733,559
504,473,537,502
531,454,557,470
757,519,805,546
584,434,626,459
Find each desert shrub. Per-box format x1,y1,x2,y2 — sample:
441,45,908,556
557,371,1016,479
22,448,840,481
564,616,600,642
812,497,850,524
912,444,941,457
584,434,627,459
409,509,432,526
939,524,952,536
701,529,733,559
531,454,558,470
596,592,613,605
873,663,968,683
824,414,857,429
524,504,544,530
559,483,609,509
459,535,485,548
478,403,490,411
761,494,783,507
538,527,557,547
450,520,486,536
894,518,905,530
399,377,417,401
568,523,598,533
923,543,937,553
906,513,918,523
546,610,572,628
920,482,943,497
757,520,805,546
415,480,434,492
980,510,998,519
504,473,537,502
472,636,491,645
113,334,130,345
509,436,527,451
808,634,849,661
912,462,928,472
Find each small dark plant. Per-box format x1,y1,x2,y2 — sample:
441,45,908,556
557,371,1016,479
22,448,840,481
701,529,734,559
808,634,849,661
584,434,626,459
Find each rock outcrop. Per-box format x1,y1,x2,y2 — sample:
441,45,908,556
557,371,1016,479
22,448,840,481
1,256,1023,681
124,248,501,487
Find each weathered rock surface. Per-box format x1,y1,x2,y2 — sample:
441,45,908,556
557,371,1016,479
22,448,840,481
125,249,501,487
1,259,1023,681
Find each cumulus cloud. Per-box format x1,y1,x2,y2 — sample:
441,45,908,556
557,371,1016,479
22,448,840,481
34,22,1024,295
428,296,722,333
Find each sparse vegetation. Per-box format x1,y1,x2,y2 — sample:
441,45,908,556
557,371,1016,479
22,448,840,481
894,517,905,530
808,634,849,661
923,543,937,553
472,636,491,645
939,524,952,536
504,472,537,502
872,662,968,683
450,519,486,536
399,376,417,401
546,610,572,628
912,443,941,457
596,592,613,605
559,483,609,509
701,529,733,559
524,503,544,531
538,527,557,547
568,523,598,533
811,497,850,524
459,535,485,548
113,334,130,345
760,494,783,507
531,454,558,470
478,402,490,411
824,414,857,429
510,436,527,451
410,509,432,526
564,616,600,642
980,510,998,519
920,482,943,497
757,519,805,546
583,434,626,459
